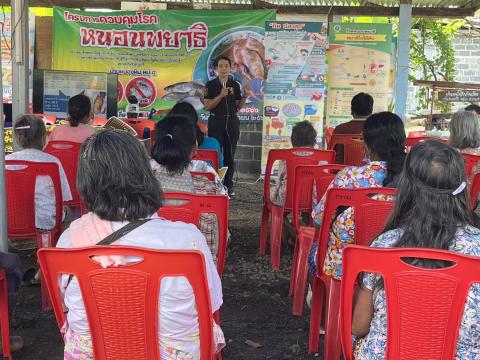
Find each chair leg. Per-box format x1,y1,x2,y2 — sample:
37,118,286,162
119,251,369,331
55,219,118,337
259,205,270,256
292,228,315,316
308,276,326,354
0,274,11,360
324,279,342,360
289,237,300,297
270,206,285,270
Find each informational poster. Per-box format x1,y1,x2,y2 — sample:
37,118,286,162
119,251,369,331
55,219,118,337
52,7,275,121
327,23,392,128
0,13,36,103
42,70,109,119
261,21,327,173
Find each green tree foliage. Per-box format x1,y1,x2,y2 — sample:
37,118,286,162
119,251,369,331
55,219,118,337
409,19,464,113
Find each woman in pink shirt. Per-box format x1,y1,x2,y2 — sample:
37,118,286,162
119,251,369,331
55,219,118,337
49,94,95,143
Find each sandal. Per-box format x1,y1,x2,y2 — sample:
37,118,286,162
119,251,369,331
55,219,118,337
22,268,40,286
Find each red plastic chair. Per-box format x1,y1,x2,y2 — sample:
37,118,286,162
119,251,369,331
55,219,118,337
5,160,63,310
33,113,57,125
289,164,346,316
404,136,434,151
341,245,480,360
38,246,215,360
470,172,480,209
157,193,229,277
193,150,219,172
124,118,155,140
191,171,216,183
309,187,396,357
461,153,480,180
44,141,81,208
0,270,11,360
91,117,108,127
328,134,364,166
260,148,335,270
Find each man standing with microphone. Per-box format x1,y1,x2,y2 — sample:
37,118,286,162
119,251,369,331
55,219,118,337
204,56,246,196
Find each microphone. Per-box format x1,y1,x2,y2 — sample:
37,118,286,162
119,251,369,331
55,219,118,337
222,79,227,88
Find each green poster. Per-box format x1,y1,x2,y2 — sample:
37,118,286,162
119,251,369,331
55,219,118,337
326,23,392,128
53,7,275,121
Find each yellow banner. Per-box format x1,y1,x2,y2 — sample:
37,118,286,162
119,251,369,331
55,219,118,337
335,34,386,42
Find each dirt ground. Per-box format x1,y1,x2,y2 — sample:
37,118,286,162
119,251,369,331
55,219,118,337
11,179,323,359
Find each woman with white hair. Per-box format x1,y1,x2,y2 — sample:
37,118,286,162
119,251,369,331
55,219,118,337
449,110,480,155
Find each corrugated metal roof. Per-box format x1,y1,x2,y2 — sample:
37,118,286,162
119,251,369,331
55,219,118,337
29,0,480,12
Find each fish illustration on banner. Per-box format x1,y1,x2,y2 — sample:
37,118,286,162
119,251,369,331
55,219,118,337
52,7,275,121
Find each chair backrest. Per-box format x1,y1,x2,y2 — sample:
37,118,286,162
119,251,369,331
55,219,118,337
328,134,364,166
44,141,82,206
461,153,480,180
157,193,229,276
315,187,396,277
341,245,480,360
193,150,219,172
123,119,156,140
263,148,335,211
292,164,346,234
404,136,434,151
5,160,62,239
190,171,216,183
33,113,57,125
470,172,480,209
38,246,214,360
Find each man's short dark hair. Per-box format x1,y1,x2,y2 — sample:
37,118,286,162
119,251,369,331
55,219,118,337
214,56,231,69
291,120,317,147
78,130,163,221
465,104,480,115
351,92,374,117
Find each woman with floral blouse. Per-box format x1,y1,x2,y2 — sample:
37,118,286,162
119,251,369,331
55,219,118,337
308,112,406,279
353,140,480,359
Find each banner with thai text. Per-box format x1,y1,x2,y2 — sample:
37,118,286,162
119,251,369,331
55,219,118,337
261,21,327,173
326,22,392,128
52,7,275,121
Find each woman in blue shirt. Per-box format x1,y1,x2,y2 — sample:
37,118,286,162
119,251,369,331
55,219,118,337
169,101,223,168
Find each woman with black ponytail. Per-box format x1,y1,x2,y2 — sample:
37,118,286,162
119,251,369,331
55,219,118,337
49,94,95,143
352,140,480,359
151,115,228,261
308,112,406,279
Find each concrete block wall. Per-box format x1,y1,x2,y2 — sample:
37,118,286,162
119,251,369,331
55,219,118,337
236,122,263,177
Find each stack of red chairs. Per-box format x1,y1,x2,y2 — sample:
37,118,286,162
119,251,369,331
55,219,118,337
309,187,395,358
260,148,335,270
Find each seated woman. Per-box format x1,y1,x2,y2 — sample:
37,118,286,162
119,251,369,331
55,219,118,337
270,120,318,206
169,101,224,168
49,94,95,143
57,130,224,359
151,115,228,260
353,140,480,359
6,115,72,231
449,110,480,169
309,112,406,279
